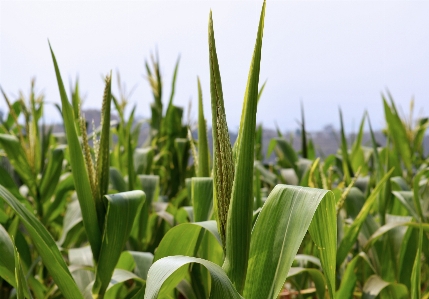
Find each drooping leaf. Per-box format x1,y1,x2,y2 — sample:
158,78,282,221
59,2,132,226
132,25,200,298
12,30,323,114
243,185,336,299
145,256,242,299
92,191,145,297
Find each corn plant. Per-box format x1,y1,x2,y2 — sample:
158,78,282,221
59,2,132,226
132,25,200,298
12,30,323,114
142,2,337,298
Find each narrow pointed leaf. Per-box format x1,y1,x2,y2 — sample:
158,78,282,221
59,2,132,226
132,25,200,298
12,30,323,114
49,44,101,261
0,185,83,298
223,1,266,292
197,77,210,177
0,224,15,287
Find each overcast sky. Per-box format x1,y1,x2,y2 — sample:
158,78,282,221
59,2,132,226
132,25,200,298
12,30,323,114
1,1,428,132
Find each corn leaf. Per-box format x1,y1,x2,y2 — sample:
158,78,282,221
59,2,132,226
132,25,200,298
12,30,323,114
0,134,37,197
362,274,408,299
337,168,394,266
336,252,375,298
243,185,336,299
154,221,221,262
39,147,64,203
0,185,83,298
383,97,412,174
411,225,423,299
13,239,31,299
0,224,15,287
145,256,242,299
49,44,102,261
192,177,213,222
223,1,266,292
92,190,145,297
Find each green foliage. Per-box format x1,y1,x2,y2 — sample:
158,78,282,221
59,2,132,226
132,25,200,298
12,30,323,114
0,1,428,298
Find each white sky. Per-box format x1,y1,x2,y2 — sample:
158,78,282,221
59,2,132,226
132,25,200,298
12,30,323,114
1,1,428,131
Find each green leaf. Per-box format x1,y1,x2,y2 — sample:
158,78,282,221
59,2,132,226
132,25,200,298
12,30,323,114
0,224,15,287
39,147,64,203
339,109,354,183
336,168,394,266
243,185,336,299
49,44,102,261
336,252,375,299
0,134,37,197
192,177,213,222
92,190,145,297
410,225,423,299
0,185,83,298
154,221,221,263
383,96,412,174
145,256,242,299
13,238,30,299
362,274,408,299
110,167,127,193
223,1,266,292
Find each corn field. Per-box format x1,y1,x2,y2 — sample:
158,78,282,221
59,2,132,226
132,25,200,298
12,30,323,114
0,2,428,298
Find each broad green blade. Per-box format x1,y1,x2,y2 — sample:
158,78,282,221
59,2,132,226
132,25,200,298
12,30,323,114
192,177,213,222
0,224,15,287
287,267,326,299
57,198,82,246
145,256,242,299
137,175,160,205
223,1,266,292
0,185,83,298
362,274,408,299
197,77,210,177
69,246,94,294
243,185,336,299
92,190,145,297
410,225,423,299
49,44,102,261
208,10,235,250
308,187,337,297
336,168,394,266
134,147,154,175
109,167,127,193
129,251,154,280
154,221,221,262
